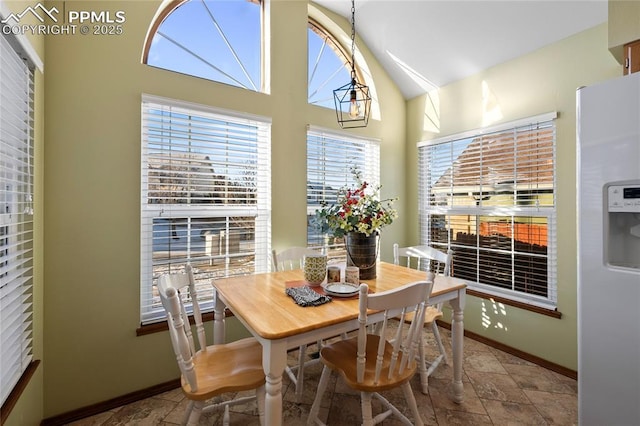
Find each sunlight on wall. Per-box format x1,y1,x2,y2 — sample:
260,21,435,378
386,50,440,133
482,80,503,127
423,89,440,133
481,298,509,331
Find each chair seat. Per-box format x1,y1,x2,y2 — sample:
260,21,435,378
183,337,265,401
403,306,442,324
320,334,417,393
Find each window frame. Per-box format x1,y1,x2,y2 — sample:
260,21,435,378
418,112,558,309
140,94,271,324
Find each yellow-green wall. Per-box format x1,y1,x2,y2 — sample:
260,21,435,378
39,0,405,418
406,23,620,370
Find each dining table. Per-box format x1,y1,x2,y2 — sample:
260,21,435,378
212,261,467,426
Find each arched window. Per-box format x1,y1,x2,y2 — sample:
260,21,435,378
143,2,377,115
307,20,353,109
307,19,378,119
143,0,263,92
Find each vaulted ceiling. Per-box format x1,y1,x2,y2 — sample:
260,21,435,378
314,0,608,99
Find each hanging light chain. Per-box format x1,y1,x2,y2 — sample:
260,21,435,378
350,0,356,81
334,0,370,128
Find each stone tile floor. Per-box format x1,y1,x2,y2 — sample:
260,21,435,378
67,328,577,425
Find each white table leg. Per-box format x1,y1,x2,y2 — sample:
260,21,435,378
449,289,466,403
213,289,226,344
262,340,287,426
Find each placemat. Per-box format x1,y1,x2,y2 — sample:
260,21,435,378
285,280,367,300
285,285,331,307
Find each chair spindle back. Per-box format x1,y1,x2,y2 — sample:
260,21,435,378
356,273,435,386
157,264,206,392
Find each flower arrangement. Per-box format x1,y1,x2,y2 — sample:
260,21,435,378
314,167,397,238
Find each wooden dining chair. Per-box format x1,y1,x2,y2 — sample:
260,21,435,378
272,246,320,271
393,243,453,394
394,243,453,276
307,275,434,426
156,264,265,426
272,246,324,401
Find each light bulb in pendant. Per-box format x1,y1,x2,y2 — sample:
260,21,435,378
349,89,361,119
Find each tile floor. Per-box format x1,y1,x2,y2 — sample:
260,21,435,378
68,328,577,425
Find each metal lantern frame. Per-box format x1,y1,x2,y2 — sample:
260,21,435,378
333,0,371,129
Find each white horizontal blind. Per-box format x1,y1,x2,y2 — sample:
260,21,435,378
418,113,557,308
0,32,35,406
141,95,271,324
306,126,380,254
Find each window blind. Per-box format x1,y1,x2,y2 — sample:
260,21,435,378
141,95,271,324
418,113,557,308
0,32,35,407
306,126,380,252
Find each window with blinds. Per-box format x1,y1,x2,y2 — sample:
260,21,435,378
141,95,271,324
418,112,557,308
0,32,35,407
306,126,380,256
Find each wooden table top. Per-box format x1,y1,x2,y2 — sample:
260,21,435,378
213,261,466,340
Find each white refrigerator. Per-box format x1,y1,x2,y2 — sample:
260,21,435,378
577,72,640,425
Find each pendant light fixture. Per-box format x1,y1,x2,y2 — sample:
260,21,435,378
333,0,371,129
